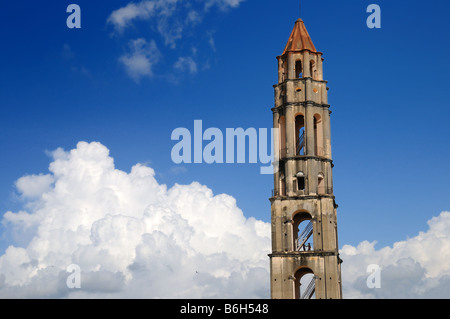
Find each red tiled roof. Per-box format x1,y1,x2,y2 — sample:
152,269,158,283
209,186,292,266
282,19,317,55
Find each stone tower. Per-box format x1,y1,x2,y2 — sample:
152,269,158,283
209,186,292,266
269,18,342,299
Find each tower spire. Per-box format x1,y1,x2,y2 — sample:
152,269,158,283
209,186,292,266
281,18,317,56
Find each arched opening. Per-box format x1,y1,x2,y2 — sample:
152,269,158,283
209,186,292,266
295,60,303,78
281,59,287,82
294,268,316,299
310,60,316,80
279,173,286,196
293,212,313,252
313,114,323,156
295,171,305,194
279,116,286,158
295,114,305,156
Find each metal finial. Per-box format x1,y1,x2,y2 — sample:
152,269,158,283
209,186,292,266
299,0,301,18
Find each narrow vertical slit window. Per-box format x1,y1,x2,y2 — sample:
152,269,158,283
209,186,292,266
295,60,303,78
310,60,316,80
295,115,305,155
313,114,323,156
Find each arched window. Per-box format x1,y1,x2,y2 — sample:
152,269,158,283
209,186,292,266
279,172,286,196
295,115,305,155
281,59,287,82
294,268,315,299
313,114,323,156
279,116,286,158
293,212,313,252
296,171,305,192
295,60,303,78
310,60,316,80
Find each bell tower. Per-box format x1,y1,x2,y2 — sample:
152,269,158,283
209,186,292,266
269,18,343,299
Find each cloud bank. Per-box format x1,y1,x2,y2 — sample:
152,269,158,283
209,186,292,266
0,142,270,298
1,141,450,298
340,211,450,298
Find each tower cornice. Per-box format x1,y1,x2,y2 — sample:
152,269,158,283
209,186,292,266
276,49,323,60
272,102,331,112
273,78,329,87
269,251,339,258
269,194,335,203
280,155,333,163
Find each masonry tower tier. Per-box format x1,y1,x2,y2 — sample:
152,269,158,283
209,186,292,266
269,18,343,299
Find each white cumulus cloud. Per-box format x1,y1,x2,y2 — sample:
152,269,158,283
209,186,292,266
15,174,54,199
2,141,450,298
0,141,270,298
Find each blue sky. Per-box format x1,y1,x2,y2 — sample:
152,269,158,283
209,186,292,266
1,0,450,259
